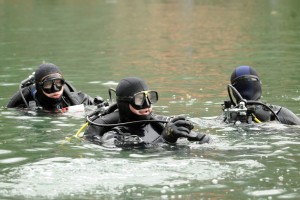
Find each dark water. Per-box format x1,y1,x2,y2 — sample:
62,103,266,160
1,0,300,199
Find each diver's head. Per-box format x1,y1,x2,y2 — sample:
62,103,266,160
116,77,158,122
230,66,262,101
34,63,65,108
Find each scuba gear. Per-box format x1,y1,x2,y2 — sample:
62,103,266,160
223,100,254,124
224,66,282,124
107,126,161,149
21,72,35,88
97,116,208,148
18,72,35,108
230,66,262,101
67,102,108,140
223,84,281,124
117,90,158,110
114,133,146,149
227,83,244,107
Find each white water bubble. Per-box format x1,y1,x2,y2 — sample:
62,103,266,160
0,157,27,164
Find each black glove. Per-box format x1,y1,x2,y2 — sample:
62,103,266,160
187,131,213,144
163,116,194,143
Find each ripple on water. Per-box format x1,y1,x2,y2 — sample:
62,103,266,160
246,188,286,197
16,126,32,129
5,115,46,122
0,149,12,155
101,81,118,86
0,154,266,199
24,148,52,152
0,157,27,164
0,83,18,86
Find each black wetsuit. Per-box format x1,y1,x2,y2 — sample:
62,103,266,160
84,112,212,148
6,82,94,110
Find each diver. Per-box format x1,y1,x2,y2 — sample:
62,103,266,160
6,63,96,111
83,77,212,148
222,66,300,125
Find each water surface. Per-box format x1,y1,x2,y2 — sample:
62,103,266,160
1,0,300,199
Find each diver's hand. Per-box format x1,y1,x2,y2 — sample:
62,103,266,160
163,116,194,142
187,131,213,144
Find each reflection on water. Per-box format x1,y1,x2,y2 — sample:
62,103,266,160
1,0,300,199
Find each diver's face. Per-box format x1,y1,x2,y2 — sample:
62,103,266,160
129,104,152,116
39,73,65,99
42,85,64,99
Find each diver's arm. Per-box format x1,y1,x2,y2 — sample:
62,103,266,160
275,106,300,125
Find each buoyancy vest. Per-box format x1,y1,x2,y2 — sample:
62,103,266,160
101,122,166,149
84,113,168,144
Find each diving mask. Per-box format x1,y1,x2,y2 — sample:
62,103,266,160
117,90,158,110
39,75,65,94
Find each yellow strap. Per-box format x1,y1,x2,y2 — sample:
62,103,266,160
64,122,89,142
251,114,262,123
75,122,89,138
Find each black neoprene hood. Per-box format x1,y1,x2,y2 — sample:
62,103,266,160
116,77,151,122
35,63,63,85
230,66,262,101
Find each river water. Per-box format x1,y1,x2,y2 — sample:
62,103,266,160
1,0,300,199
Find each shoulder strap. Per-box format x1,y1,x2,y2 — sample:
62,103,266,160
62,83,80,105
7,86,33,108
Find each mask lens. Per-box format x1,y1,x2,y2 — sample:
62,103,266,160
53,79,64,87
132,91,158,106
134,92,146,106
147,91,158,104
43,80,53,89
